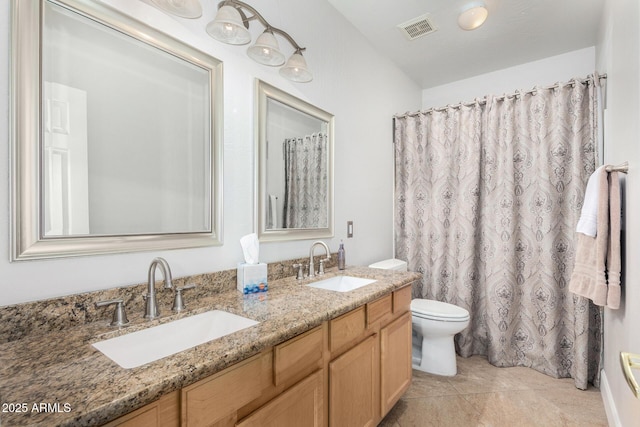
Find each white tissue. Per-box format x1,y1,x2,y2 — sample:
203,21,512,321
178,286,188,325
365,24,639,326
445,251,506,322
240,233,260,264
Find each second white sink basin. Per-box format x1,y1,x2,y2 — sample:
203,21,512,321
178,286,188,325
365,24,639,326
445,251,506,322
92,310,258,369
307,275,377,292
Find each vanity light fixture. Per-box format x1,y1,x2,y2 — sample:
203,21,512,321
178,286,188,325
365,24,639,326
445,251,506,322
206,3,251,44
207,0,313,82
458,3,488,31
247,29,285,66
148,0,203,19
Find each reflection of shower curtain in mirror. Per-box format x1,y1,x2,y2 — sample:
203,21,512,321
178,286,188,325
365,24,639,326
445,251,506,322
283,133,328,228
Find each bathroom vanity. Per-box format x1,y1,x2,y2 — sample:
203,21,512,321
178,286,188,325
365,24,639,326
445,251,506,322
0,266,419,426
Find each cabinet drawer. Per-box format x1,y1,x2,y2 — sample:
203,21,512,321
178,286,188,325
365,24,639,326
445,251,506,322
274,325,323,386
104,390,179,427
330,306,365,352
367,294,392,327
237,370,323,427
393,285,412,314
182,353,265,427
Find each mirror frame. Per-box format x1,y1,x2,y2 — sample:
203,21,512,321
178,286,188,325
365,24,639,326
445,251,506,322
255,80,334,241
10,0,224,260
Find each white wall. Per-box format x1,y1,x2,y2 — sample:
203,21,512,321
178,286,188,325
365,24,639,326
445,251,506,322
0,0,421,306
422,47,596,109
596,0,640,425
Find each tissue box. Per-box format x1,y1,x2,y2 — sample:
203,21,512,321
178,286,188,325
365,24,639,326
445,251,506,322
237,263,268,294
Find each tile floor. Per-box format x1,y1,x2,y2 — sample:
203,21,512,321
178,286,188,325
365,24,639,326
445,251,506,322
379,355,608,427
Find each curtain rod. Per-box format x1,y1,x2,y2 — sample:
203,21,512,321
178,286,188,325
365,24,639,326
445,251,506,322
395,74,608,119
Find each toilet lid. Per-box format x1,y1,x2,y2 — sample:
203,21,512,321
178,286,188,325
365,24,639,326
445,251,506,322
411,299,469,320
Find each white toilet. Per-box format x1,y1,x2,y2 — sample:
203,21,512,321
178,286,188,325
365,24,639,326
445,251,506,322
410,299,469,376
368,259,470,376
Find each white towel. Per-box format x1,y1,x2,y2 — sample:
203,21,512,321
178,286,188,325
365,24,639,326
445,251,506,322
576,165,606,237
268,195,278,228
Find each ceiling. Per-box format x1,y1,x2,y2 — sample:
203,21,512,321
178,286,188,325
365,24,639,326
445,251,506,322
327,0,605,89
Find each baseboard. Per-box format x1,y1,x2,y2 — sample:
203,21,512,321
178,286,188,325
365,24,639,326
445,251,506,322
600,369,622,427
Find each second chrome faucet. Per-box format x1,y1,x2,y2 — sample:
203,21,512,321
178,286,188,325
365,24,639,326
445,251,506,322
308,241,331,278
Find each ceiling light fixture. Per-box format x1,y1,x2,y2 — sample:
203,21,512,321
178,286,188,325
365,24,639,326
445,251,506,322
458,4,488,31
208,0,312,82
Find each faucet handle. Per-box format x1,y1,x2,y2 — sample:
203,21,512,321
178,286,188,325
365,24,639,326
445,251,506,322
95,298,129,327
292,263,305,280
318,259,327,275
172,284,196,312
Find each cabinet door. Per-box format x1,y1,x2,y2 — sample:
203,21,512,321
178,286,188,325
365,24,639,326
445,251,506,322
380,311,412,415
329,335,377,427
236,370,323,427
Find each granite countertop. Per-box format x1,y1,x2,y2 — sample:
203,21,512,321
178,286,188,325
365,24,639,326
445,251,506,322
0,266,419,426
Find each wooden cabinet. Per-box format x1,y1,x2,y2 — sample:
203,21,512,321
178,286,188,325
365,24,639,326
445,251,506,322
329,306,365,354
329,335,377,427
103,391,179,427
237,370,323,427
182,353,268,427
274,326,324,386
105,283,414,427
393,285,412,314
380,312,412,414
328,284,412,427
367,294,392,327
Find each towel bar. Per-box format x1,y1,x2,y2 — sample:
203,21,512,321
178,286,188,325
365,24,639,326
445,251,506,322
620,351,640,398
605,161,629,173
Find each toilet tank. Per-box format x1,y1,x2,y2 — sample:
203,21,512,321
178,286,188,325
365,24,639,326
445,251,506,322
368,258,407,272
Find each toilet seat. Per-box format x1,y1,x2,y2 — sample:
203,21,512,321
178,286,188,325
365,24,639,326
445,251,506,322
411,299,470,322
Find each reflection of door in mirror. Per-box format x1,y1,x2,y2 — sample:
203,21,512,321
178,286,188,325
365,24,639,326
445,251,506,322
42,0,212,237
11,0,223,260
43,82,89,236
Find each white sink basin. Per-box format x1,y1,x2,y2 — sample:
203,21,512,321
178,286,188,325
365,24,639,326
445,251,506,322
92,310,258,369
307,275,377,292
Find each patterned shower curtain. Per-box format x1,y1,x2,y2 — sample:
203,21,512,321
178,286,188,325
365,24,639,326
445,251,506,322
394,76,602,389
283,133,328,228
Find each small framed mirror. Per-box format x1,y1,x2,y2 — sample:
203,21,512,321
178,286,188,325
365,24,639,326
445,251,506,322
255,80,334,241
10,0,223,260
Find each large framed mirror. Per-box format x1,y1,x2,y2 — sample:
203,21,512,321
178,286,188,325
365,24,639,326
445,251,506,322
10,0,223,260
255,80,334,241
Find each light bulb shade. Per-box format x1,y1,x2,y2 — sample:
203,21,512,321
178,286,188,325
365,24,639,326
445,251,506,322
247,31,285,66
458,5,488,30
149,0,202,19
206,5,251,45
279,52,312,83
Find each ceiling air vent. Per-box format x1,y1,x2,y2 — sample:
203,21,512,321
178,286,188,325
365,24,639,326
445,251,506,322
397,14,437,41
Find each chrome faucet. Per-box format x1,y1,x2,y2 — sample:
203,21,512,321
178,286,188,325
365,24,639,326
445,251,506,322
308,241,331,278
144,257,173,319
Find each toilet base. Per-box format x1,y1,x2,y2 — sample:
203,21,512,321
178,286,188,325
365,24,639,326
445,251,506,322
412,335,458,376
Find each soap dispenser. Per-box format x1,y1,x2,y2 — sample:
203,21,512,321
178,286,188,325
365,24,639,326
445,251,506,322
338,241,346,270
